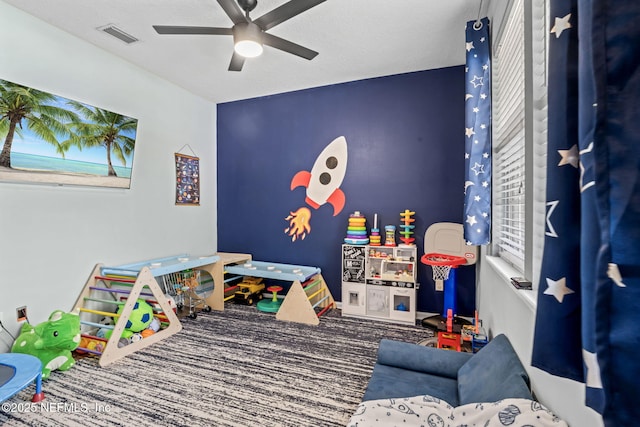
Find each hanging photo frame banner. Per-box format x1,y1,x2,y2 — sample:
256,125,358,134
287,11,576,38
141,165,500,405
175,150,200,206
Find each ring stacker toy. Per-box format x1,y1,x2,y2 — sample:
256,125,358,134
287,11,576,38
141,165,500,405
420,222,478,332
257,285,283,313
398,209,416,246
344,211,369,245
369,213,381,246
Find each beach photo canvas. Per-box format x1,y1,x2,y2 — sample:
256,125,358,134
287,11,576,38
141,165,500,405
0,78,138,189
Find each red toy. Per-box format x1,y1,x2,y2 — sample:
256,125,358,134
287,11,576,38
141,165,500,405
437,308,462,352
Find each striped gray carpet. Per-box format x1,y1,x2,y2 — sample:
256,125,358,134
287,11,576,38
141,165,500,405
0,305,432,426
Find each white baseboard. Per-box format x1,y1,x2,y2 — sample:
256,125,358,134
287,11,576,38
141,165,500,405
333,301,439,322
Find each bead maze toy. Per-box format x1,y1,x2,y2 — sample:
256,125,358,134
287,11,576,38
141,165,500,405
398,210,416,246
455,310,490,353
71,254,220,367
224,260,335,325
344,211,369,245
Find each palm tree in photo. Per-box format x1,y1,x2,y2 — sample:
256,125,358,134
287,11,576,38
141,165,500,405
66,101,137,177
0,80,78,168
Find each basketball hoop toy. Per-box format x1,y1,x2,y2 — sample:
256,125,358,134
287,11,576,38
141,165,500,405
420,222,478,332
421,253,467,316
421,253,466,285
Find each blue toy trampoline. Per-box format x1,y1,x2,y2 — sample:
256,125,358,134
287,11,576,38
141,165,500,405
0,353,45,403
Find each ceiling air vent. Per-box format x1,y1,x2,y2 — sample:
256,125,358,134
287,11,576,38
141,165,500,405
98,24,139,44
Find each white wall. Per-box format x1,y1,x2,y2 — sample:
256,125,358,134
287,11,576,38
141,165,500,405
478,256,603,427
0,1,217,350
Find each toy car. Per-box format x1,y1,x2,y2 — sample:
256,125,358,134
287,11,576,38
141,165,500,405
234,277,265,306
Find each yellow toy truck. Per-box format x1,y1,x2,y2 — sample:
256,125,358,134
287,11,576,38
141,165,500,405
234,276,265,306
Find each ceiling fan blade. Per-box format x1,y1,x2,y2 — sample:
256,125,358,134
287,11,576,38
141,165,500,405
253,0,326,31
153,25,233,35
217,0,248,25
228,51,245,71
262,33,318,60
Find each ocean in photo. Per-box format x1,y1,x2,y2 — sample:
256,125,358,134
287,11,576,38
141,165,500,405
10,152,132,178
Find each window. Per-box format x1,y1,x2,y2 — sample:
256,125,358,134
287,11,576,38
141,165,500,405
493,0,526,271
491,0,547,286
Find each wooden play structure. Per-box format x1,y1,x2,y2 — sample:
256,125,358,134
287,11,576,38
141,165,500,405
101,254,223,314
72,264,182,367
275,273,334,326
219,252,254,302
224,260,335,326
72,254,220,367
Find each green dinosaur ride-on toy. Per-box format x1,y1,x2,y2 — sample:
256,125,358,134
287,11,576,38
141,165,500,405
11,310,81,380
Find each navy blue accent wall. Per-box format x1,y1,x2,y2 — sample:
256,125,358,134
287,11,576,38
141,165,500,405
217,66,476,316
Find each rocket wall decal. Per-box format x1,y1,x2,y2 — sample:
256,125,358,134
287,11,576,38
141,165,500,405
285,136,348,241
290,136,348,215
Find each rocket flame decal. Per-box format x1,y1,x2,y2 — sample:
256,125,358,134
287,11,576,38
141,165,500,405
284,207,312,241
285,136,348,241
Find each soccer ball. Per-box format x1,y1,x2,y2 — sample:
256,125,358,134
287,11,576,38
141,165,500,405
118,299,154,332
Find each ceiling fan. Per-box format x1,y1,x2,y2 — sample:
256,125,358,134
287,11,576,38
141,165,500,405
153,0,326,71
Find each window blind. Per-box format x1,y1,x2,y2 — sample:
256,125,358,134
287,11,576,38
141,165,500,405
530,0,548,286
492,0,526,271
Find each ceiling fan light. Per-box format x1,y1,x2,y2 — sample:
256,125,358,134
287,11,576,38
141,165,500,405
233,22,264,58
235,40,263,58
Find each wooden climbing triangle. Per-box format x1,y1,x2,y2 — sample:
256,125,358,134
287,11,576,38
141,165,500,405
276,273,335,326
71,264,182,367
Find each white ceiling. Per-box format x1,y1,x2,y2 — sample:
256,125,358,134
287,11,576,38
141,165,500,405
3,0,483,104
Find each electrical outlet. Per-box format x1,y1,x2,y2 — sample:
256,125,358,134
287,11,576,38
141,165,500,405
16,306,27,322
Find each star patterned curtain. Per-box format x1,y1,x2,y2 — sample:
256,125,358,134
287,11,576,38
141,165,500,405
532,1,640,425
463,17,491,245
